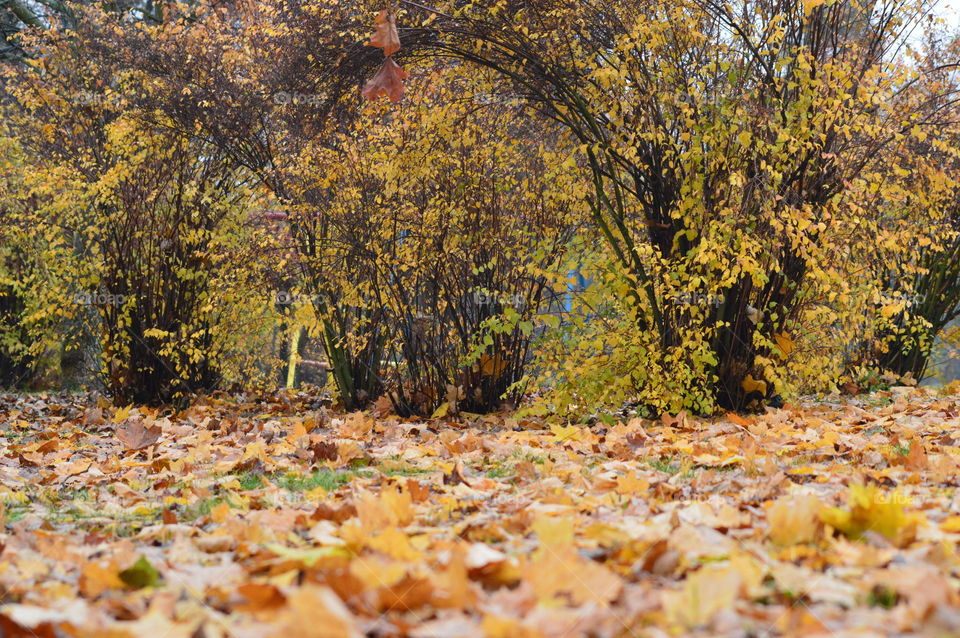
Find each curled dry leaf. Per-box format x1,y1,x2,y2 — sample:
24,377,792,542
361,58,408,104
443,463,471,487
367,10,401,57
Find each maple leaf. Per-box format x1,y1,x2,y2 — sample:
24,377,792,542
115,419,161,450
361,59,408,104
663,556,764,627
367,10,401,57
310,439,338,463
82,406,104,428
527,545,622,606
80,562,124,598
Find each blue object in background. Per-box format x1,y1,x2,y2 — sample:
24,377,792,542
565,267,587,313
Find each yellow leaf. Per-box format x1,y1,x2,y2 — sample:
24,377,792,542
880,303,901,319
432,402,450,418
267,544,348,568
355,485,413,530
741,374,767,396
819,484,920,546
210,502,232,523
663,562,743,627
240,440,269,463
80,561,125,598
766,494,821,546
382,483,413,526
532,516,575,549
366,527,421,560
431,543,475,608
615,472,649,496
287,420,309,444
112,405,132,423
549,423,582,442
272,585,360,638
774,332,795,358
349,557,407,589
788,466,817,475
940,516,960,533
527,545,621,606
482,615,538,638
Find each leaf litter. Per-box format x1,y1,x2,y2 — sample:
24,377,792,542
0,387,958,636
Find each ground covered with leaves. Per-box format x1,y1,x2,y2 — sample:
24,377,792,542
1,389,960,637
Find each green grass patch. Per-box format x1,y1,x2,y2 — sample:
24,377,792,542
236,472,265,490
273,468,357,492
486,463,514,479
868,585,898,609
4,503,29,523
379,463,432,477
648,457,680,474
180,496,233,521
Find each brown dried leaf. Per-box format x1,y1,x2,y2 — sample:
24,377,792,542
367,10,401,57
361,58,408,104
443,463,471,487
115,419,161,450
310,439,339,463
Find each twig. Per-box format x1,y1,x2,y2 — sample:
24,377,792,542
397,0,455,20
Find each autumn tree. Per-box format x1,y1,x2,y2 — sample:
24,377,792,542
0,131,34,388
853,28,960,382
301,67,587,416
66,0,408,408
5,16,262,405
376,0,954,413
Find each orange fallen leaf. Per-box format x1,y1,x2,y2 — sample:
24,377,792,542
527,545,622,606
236,583,286,612
210,502,232,523
80,562,125,598
615,472,649,496
271,585,360,638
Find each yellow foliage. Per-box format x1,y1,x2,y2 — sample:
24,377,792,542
819,484,922,546
767,493,822,546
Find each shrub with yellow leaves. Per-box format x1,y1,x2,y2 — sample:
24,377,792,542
390,0,955,414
